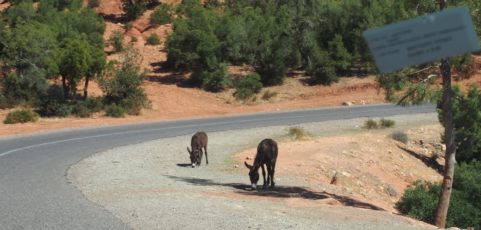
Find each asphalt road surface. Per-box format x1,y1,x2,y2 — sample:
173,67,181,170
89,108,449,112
0,104,436,230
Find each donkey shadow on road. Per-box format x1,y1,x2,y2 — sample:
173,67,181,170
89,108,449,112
164,175,384,211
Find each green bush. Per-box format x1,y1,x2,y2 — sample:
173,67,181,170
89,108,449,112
307,49,338,85
1,71,48,107
72,98,103,118
109,30,124,52
396,181,440,224
448,86,481,163
4,109,39,124
105,104,125,117
198,63,230,92
124,23,133,31
234,73,263,100
42,101,73,117
146,34,161,45
100,49,150,116
364,119,378,129
150,4,174,26
380,118,395,128
397,161,481,229
38,85,72,117
122,0,146,20
72,103,91,118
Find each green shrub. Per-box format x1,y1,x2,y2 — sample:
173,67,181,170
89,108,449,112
38,85,72,117
105,104,125,117
306,49,338,85
88,0,100,8
391,131,409,144
396,181,440,224
4,109,39,124
364,119,378,129
380,118,395,128
72,103,91,118
124,23,133,31
146,34,161,45
109,30,124,52
41,101,73,117
122,0,146,20
150,4,174,26
100,49,150,116
234,73,263,100
1,71,48,107
446,86,481,163
199,63,231,92
397,162,481,229
72,98,102,118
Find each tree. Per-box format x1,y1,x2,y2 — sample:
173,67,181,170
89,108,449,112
59,38,91,100
99,48,150,115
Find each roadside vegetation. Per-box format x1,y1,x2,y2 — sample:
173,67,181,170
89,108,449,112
396,86,481,229
0,0,150,120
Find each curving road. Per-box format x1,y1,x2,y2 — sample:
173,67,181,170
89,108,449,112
0,104,435,230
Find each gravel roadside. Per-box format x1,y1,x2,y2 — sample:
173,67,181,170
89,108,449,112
68,113,439,230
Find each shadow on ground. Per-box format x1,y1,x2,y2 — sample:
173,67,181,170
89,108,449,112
147,61,195,88
397,145,444,174
165,175,384,211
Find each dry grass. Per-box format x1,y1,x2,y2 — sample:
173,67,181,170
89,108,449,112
288,126,311,140
261,90,278,101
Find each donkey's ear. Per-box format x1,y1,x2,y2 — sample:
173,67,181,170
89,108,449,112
186,147,192,154
244,161,253,170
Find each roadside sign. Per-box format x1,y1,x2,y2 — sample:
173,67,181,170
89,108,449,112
363,7,481,74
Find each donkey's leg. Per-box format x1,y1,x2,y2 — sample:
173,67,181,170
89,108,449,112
204,146,208,165
261,164,267,188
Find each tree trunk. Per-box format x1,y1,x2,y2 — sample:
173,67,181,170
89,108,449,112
434,1,456,227
434,59,456,228
83,75,90,99
62,75,69,100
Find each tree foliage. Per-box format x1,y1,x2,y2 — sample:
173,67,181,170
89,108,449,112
0,0,106,112
397,161,481,229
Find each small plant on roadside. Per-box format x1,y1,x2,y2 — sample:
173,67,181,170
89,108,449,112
380,118,395,128
391,131,409,144
146,34,161,45
261,90,278,101
131,36,138,43
288,126,311,140
105,104,125,117
109,30,124,52
4,109,39,124
364,119,378,129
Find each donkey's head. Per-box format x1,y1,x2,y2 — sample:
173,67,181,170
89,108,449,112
187,147,201,167
244,161,259,189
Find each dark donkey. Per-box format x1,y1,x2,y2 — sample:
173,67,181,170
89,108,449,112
244,138,278,189
187,132,208,167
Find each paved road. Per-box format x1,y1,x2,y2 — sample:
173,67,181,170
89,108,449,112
0,104,435,230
